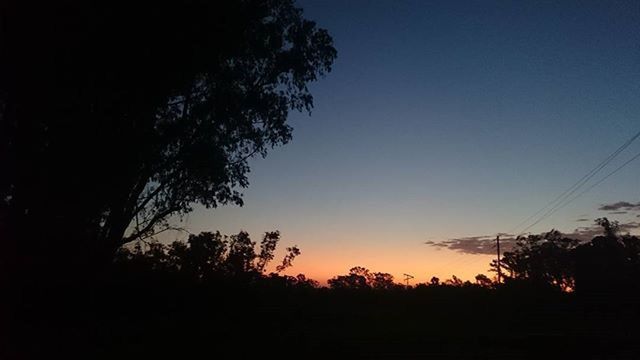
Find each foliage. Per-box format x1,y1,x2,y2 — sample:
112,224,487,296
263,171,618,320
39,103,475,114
490,230,579,291
491,219,640,293
115,230,301,282
474,273,493,287
574,218,640,293
0,0,337,267
327,266,400,290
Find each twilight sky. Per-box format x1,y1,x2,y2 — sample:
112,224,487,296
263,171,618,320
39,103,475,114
169,1,640,283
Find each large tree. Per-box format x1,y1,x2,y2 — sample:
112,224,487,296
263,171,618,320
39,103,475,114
0,0,336,278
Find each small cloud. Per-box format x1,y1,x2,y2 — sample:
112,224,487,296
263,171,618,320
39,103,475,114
576,218,590,222
427,234,517,255
598,201,640,211
609,211,628,215
620,221,640,232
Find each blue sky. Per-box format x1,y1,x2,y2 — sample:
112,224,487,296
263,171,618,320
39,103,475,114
171,1,640,282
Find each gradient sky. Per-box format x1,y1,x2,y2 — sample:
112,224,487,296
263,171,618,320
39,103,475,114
166,1,640,284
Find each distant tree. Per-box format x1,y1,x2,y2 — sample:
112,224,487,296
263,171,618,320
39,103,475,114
429,276,440,286
444,275,464,286
293,274,320,289
595,217,620,238
475,274,493,287
327,266,400,290
116,230,301,281
0,0,337,278
328,267,371,290
371,272,397,290
266,273,319,289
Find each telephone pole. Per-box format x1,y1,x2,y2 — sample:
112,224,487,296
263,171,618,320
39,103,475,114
403,273,414,287
496,235,502,284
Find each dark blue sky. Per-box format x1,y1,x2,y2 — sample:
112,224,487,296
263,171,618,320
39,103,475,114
183,1,640,281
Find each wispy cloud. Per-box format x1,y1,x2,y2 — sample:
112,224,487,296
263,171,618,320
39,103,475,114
598,201,640,211
576,218,590,222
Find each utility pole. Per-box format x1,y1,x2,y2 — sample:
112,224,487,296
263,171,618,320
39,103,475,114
403,273,414,287
496,235,501,284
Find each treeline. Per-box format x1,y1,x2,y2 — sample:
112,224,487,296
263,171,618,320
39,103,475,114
8,218,640,358
112,217,640,297
492,218,640,295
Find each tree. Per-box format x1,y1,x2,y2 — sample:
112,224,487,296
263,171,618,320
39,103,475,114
115,230,301,281
327,266,400,290
574,218,640,294
491,230,579,291
475,274,493,287
0,1,337,278
371,272,397,290
328,267,372,290
444,275,464,286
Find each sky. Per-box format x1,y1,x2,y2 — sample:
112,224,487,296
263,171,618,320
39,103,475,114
168,0,640,284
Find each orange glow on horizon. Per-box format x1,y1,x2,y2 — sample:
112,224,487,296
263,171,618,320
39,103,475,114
274,246,496,286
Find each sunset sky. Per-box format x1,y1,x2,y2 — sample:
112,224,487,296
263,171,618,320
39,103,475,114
165,1,640,284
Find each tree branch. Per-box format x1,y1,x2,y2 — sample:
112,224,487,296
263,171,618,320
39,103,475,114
122,206,180,244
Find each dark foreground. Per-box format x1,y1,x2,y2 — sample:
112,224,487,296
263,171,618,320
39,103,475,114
5,273,640,359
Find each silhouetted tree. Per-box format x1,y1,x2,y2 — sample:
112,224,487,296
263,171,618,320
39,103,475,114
327,266,400,290
475,274,493,287
0,0,337,280
429,276,440,286
115,230,300,282
573,218,640,294
491,230,579,291
444,275,464,286
371,272,397,290
266,273,320,289
328,267,371,290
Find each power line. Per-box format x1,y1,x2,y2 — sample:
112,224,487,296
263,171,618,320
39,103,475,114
510,128,640,235
519,149,640,234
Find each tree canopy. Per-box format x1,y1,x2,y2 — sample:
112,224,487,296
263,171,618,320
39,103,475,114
115,230,301,282
0,0,336,275
491,218,640,293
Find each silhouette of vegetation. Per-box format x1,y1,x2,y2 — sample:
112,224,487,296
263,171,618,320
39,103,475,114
490,218,640,294
491,229,580,291
2,1,640,358
328,266,400,290
115,230,301,282
574,218,640,295
474,273,493,287
93,220,639,357
5,220,640,358
0,0,337,281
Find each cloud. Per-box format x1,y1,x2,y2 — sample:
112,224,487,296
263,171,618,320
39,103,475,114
620,221,640,232
598,201,640,211
576,218,590,222
427,221,640,254
428,234,518,255
423,240,447,248
608,211,628,215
